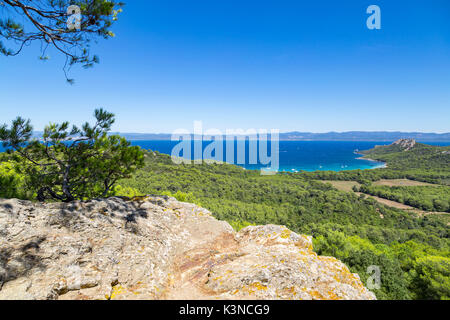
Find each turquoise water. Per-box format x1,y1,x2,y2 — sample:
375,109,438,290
127,140,449,172
2,141,449,173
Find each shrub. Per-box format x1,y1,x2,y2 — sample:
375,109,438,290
0,161,30,199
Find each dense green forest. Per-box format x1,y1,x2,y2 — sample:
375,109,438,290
1,142,449,300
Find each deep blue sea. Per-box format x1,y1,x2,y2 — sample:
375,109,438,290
1,141,449,173
127,140,450,172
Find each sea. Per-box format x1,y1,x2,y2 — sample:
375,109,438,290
1,141,449,173
129,140,450,172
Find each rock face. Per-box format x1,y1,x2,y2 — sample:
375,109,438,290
0,196,376,300
392,138,416,151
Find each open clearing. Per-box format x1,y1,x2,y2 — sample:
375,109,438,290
357,193,449,216
320,180,361,192
319,180,449,216
354,192,418,210
372,179,435,187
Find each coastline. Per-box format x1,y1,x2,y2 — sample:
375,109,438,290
355,154,388,169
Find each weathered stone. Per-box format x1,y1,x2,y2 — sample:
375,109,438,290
392,139,416,151
0,196,375,300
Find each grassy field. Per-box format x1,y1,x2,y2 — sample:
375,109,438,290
319,179,449,215
319,180,361,192
373,179,436,187
320,180,416,210
355,193,418,210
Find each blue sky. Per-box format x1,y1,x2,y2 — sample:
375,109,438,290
1,0,449,133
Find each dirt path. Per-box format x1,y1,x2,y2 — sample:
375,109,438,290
355,192,417,210
319,180,449,216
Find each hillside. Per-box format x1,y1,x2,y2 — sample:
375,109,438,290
360,139,450,171
300,140,450,186
0,196,375,300
117,150,450,300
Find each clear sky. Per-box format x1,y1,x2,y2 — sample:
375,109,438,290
1,0,449,133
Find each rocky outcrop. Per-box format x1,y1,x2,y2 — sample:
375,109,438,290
0,196,376,300
392,139,416,151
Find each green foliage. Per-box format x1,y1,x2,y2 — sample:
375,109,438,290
409,255,450,300
0,0,124,81
361,143,450,173
160,190,199,204
112,185,141,198
313,231,450,300
227,220,256,231
0,109,145,202
0,160,30,199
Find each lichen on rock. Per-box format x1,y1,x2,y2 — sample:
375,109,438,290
0,196,375,300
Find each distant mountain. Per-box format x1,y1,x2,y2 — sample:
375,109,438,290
278,131,450,141
109,132,172,140
112,131,450,142
29,131,450,142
